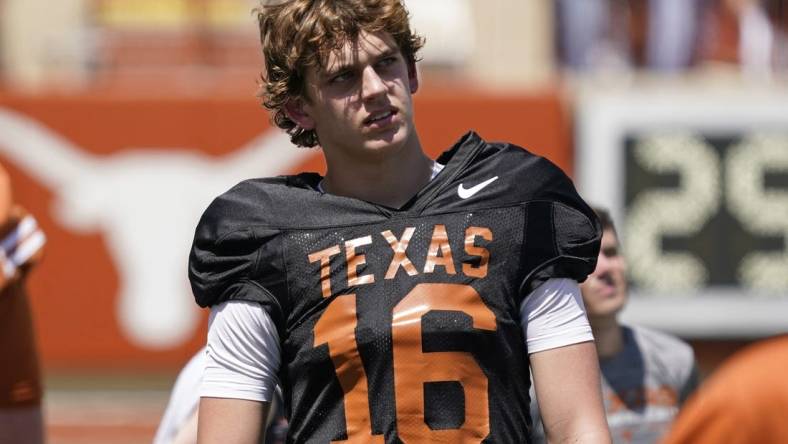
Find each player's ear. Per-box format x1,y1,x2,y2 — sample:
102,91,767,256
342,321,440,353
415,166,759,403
407,61,419,94
284,98,315,130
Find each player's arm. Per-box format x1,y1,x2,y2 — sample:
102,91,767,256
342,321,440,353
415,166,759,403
522,278,610,444
197,300,281,444
530,343,609,443
198,398,270,444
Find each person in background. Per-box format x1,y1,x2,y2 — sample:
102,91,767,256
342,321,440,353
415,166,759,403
554,0,703,73
662,334,788,444
531,207,699,444
0,163,47,444
696,0,777,77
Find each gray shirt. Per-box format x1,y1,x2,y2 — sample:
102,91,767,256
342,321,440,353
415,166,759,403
530,325,699,444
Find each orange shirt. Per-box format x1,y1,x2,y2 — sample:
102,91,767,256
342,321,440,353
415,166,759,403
662,336,788,444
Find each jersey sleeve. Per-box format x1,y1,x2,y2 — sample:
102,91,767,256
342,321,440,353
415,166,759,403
188,183,286,330
519,158,601,295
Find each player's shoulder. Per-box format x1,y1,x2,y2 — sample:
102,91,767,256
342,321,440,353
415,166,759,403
438,132,601,290
470,133,597,231
198,173,321,237
454,132,581,205
206,173,320,218
471,133,565,179
628,324,695,367
189,175,318,308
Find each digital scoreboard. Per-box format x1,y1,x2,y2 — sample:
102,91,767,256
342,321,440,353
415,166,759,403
577,89,788,337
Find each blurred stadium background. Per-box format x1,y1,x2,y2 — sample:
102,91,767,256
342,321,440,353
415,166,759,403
1,0,786,442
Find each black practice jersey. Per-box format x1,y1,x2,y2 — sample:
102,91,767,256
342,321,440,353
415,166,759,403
189,131,601,443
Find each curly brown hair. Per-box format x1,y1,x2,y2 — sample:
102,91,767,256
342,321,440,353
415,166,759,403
254,0,424,147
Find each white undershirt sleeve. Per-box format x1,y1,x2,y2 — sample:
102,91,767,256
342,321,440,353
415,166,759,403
520,278,594,354
201,300,282,402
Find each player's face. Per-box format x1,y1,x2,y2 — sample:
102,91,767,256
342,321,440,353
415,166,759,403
580,228,628,320
295,31,419,161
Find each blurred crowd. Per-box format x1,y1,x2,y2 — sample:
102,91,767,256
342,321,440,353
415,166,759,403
0,0,787,92
556,0,788,78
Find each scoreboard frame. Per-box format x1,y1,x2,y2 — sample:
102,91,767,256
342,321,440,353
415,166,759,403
576,88,788,338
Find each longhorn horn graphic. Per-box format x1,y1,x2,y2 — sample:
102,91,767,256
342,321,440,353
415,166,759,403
0,106,316,349
0,108,99,188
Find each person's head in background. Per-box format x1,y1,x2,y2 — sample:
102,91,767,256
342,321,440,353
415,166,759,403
580,207,628,328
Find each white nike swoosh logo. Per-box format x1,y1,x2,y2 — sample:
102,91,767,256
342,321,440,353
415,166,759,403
457,176,499,199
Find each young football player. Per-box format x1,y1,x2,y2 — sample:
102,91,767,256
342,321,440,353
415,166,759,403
0,164,46,444
531,207,699,443
189,1,611,442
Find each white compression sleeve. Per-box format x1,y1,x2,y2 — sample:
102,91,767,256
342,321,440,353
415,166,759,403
520,278,594,354
201,300,282,402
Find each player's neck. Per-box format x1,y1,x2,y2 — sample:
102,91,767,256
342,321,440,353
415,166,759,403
321,137,433,208
590,317,624,360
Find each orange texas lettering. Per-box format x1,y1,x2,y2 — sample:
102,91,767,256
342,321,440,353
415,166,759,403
308,225,493,298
